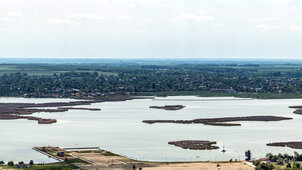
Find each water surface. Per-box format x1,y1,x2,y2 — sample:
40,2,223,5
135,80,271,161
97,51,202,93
0,96,301,162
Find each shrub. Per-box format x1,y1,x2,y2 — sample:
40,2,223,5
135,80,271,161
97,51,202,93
286,163,291,168
255,163,274,170
276,158,284,165
295,162,301,168
7,161,14,166
253,160,261,166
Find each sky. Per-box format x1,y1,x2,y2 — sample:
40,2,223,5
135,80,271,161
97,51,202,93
0,0,302,59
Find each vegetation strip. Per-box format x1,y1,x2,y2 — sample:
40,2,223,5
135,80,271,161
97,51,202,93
149,105,185,110
143,116,292,126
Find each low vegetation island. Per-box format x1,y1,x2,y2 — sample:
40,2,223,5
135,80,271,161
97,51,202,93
149,105,185,110
143,116,292,126
0,100,101,124
267,142,302,149
168,140,219,150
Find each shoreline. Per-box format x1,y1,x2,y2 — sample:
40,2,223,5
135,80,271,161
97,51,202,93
2,91,302,100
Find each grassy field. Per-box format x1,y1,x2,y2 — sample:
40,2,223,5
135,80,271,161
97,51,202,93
0,64,118,76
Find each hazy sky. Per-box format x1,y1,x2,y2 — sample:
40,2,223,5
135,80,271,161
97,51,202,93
0,0,302,59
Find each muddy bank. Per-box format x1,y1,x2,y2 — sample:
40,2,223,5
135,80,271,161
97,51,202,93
0,115,57,124
150,105,185,110
168,140,219,150
203,122,241,126
293,110,302,115
58,107,101,111
143,116,292,126
289,105,302,109
267,142,302,149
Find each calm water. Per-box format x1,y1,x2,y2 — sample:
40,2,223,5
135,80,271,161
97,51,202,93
0,96,302,163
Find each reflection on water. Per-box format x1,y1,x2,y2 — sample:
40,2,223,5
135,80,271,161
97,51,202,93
0,96,302,163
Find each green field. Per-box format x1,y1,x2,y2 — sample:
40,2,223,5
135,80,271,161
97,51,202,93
0,64,118,76
0,162,78,170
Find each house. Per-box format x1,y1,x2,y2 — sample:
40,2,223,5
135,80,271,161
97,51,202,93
258,158,270,163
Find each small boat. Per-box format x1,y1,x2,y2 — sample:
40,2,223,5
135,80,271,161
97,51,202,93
222,146,226,153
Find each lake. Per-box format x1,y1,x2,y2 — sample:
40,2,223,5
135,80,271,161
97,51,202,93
0,96,302,163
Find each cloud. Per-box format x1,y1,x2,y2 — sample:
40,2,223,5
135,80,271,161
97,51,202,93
144,18,153,22
213,23,224,27
296,16,302,19
288,25,302,30
48,13,103,25
253,17,280,22
68,13,104,20
176,14,214,22
0,11,22,23
254,24,280,30
0,17,12,22
118,15,132,20
7,12,22,17
48,18,78,25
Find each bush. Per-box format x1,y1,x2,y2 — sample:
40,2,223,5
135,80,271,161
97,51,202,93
29,160,34,165
295,162,301,168
276,158,284,165
266,153,273,160
294,151,302,161
0,161,4,165
253,160,261,166
286,163,291,168
7,161,14,166
255,162,274,170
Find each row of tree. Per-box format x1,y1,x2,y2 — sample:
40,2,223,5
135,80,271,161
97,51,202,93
0,160,34,166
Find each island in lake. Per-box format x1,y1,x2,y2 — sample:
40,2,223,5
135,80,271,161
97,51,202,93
0,96,152,124
168,140,219,150
267,142,302,149
293,110,302,115
0,101,101,124
149,105,185,110
143,116,292,126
